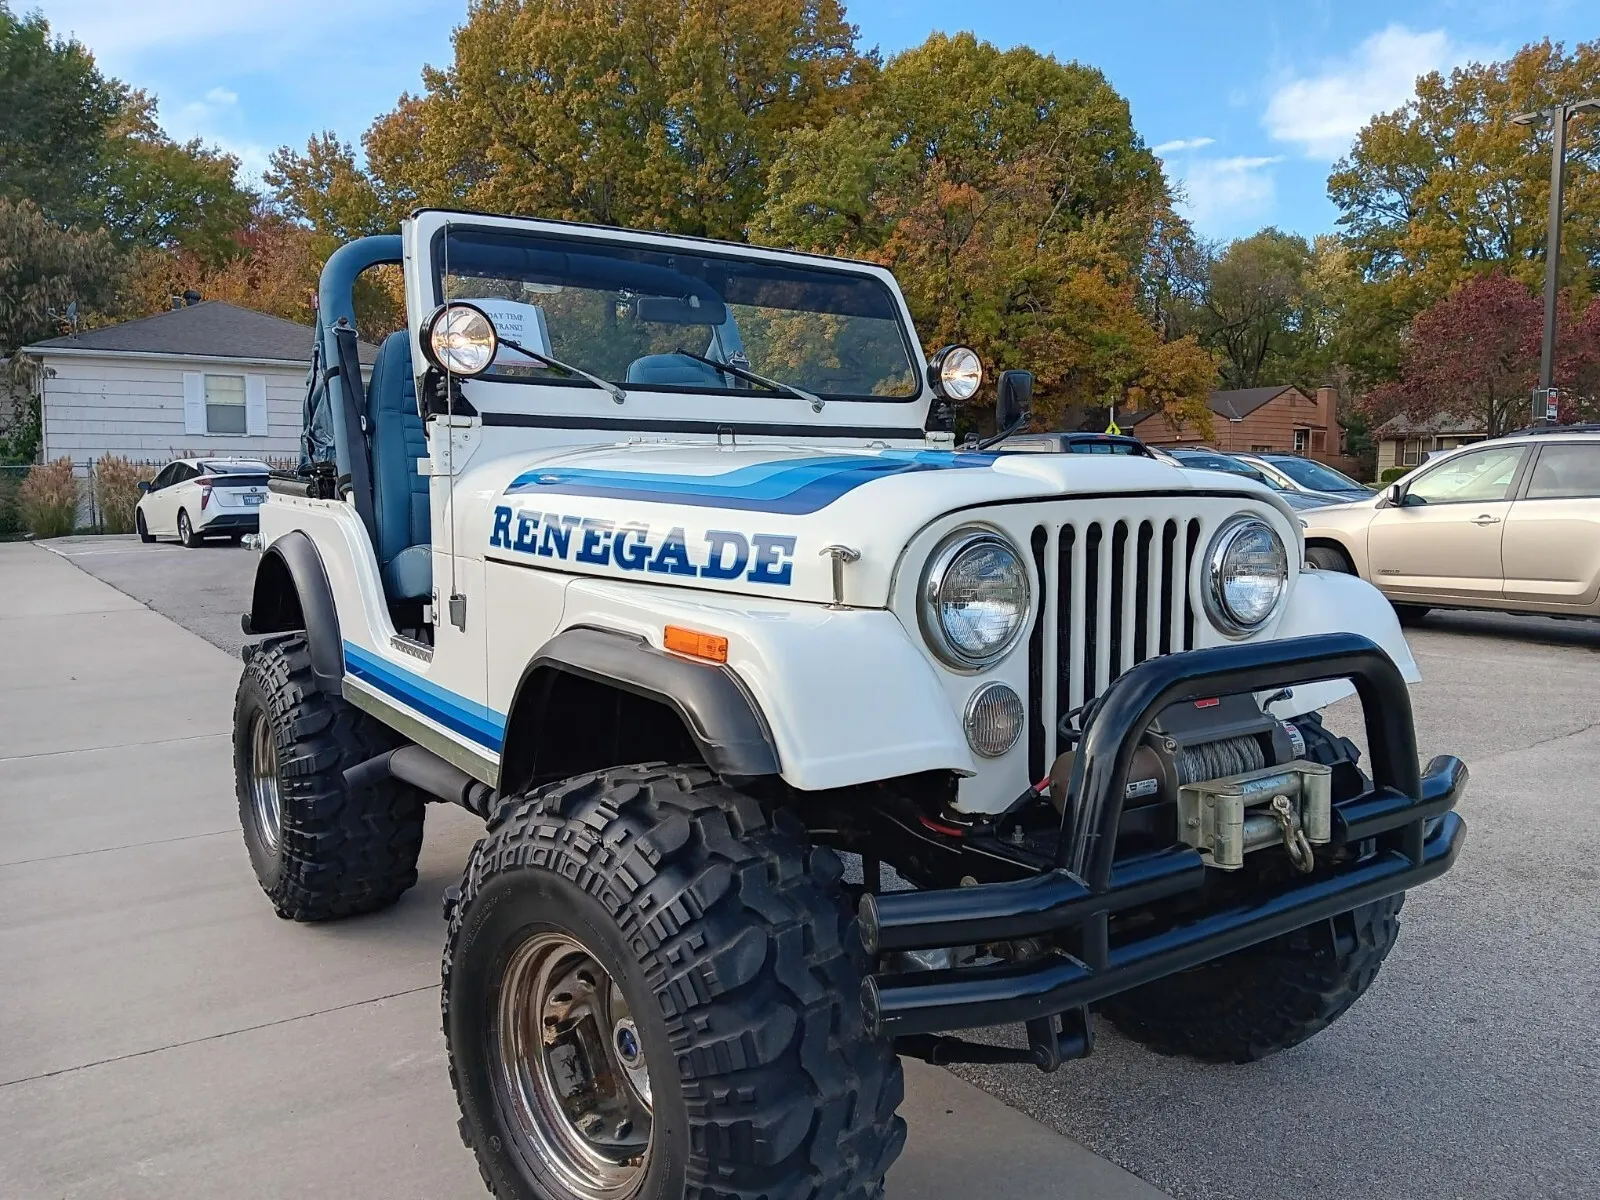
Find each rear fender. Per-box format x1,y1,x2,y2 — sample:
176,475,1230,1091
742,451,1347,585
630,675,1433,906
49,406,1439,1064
246,529,343,693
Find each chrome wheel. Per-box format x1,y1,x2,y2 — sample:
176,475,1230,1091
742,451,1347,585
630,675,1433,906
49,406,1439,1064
248,710,282,854
495,932,654,1199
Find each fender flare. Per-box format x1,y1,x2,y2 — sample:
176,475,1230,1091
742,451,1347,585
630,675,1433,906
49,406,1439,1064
501,626,781,787
245,530,343,694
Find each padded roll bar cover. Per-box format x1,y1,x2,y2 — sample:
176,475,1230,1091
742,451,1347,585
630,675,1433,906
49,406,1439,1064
507,627,782,783
247,530,343,694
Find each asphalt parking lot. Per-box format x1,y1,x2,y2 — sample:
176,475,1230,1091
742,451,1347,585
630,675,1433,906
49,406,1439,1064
13,535,1600,1199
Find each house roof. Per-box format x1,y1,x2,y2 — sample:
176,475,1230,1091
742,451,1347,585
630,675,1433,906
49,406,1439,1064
25,300,380,365
1375,413,1485,437
1208,385,1302,421
1124,385,1308,429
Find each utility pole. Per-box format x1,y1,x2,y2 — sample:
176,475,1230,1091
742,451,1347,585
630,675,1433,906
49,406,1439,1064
1511,99,1600,425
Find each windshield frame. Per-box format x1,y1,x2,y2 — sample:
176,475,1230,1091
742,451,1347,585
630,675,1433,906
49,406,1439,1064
427,222,926,405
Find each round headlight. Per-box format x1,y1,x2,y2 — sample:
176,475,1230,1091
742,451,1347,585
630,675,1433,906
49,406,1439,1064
919,529,1031,669
424,302,499,377
928,345,983,402
965,682,1025,758
1205,516,1289,635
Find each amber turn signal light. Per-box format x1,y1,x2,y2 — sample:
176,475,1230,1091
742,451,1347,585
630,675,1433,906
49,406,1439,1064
663,625,728,664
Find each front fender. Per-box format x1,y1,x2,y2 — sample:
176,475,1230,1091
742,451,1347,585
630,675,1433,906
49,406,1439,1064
1264,569,1420,718
557,578,976,792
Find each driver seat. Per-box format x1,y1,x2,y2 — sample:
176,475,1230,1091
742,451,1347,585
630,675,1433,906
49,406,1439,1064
365,332,432,600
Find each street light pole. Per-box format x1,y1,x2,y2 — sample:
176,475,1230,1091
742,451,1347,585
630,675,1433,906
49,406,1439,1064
1511,99,1600,425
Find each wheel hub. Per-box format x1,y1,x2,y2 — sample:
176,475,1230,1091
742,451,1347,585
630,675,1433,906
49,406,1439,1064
248,710,282,854
495,933,654,1198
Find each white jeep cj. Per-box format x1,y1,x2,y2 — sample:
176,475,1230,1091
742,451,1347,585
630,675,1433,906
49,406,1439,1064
235,210,1467,1200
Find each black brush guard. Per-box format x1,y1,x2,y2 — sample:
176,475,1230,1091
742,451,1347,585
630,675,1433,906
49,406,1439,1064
860,632,1468,1043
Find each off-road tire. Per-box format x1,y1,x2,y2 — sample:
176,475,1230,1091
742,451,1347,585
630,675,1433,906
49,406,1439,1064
233,634,426,920
443,763,906,1200
135,510,155,543
1102,710,1404,1063
178,508,201,548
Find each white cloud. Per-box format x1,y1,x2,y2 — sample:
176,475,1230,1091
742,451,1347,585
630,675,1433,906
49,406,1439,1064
1152,137,1216,155
1171,155,1284,231
1264,25,1490,160
205,86,239,106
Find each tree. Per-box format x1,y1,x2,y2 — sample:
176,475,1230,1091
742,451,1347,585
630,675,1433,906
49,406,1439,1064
754,32,1214,435
0,2,121,227
270,0,877,242
1181,229,1314,389
1362,272,1600,438
1329,38,1600,373
265,133,393,242
0,197,124,459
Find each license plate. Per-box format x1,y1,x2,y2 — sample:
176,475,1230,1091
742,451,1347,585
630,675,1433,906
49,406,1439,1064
245,493,264,505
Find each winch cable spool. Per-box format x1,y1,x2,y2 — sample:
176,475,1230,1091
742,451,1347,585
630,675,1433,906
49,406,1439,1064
1175,735,1266,787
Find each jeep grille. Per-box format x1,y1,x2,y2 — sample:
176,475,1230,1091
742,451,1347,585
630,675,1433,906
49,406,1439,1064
1024,517,1201,780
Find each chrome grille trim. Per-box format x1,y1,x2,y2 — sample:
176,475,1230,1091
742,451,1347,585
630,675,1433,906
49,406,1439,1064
1027,515,1201,780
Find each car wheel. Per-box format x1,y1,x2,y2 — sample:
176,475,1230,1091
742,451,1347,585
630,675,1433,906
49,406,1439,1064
135,510,155,544
1305,545,1353,573
445,764,906,1200
1392,603,1431,626
177,509,201,548
233,634,426,920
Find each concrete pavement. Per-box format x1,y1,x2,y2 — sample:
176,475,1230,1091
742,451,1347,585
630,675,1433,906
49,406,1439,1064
0,541,1166,1199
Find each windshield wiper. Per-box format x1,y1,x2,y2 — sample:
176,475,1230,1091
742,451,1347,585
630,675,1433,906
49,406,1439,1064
500,336,627,405
673,347,824,413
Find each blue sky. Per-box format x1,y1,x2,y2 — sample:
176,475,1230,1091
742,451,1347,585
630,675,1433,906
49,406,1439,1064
29,0,1592,243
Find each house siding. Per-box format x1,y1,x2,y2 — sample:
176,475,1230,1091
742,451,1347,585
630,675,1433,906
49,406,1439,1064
39,355,307,464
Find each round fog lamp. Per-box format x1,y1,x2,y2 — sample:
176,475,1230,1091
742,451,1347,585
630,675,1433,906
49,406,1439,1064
929,344,983,402
964,682,1024,758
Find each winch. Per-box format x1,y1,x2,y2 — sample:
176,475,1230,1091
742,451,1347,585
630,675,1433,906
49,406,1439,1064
1048,693,1331,871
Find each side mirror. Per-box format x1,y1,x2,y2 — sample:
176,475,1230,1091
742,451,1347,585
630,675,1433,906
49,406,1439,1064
1387,483,1404,507
137,481,151,493
996,370,1034,432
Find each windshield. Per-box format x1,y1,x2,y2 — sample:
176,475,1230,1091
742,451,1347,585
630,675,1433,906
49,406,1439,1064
435,228,919,401
1264,456,1365,491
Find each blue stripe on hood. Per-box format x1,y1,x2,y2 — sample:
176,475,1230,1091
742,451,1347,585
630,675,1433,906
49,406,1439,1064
504,450,993,514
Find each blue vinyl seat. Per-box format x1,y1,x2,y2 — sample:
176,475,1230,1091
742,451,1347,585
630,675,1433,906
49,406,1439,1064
365,332,432,600
625,354,730,387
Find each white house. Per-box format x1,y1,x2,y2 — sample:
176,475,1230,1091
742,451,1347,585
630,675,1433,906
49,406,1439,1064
24,301,377,465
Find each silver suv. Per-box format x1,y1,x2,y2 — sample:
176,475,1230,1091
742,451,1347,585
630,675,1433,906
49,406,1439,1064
1301,428,1600,620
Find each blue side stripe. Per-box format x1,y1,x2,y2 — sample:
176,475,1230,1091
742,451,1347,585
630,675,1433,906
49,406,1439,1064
504,450,993,515
343,642,505,752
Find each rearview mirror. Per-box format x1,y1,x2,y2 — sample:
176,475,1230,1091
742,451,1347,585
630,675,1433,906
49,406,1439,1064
137,481,151,493
996,370,1034,431
634,295,729,326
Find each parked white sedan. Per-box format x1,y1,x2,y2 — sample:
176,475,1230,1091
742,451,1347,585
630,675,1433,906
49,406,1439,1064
136,458,271,547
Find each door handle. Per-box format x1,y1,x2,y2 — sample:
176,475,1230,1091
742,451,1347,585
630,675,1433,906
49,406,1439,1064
1471,514,1501,526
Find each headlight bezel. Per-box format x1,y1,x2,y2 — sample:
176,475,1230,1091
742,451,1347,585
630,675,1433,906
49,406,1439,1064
927,344,984,402
1204,514,1290,636
918,526,1033,671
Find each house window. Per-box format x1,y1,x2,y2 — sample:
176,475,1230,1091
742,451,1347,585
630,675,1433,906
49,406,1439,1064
1293,428,1308,453
204,374,247,435
1401,438,1422,466
1250,444,1273,452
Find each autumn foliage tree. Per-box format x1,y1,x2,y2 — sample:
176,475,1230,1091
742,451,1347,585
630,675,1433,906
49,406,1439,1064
754,33,1215,435
1363,273,1600,437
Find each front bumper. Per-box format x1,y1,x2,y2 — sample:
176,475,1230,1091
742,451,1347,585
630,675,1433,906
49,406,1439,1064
860,632,1468,1039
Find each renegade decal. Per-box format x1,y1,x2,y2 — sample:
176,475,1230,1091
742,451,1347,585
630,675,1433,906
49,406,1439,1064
489,506,797,585
503,450,994,515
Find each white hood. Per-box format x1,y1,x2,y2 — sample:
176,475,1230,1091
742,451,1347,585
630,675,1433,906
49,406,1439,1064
470,441,1294,607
